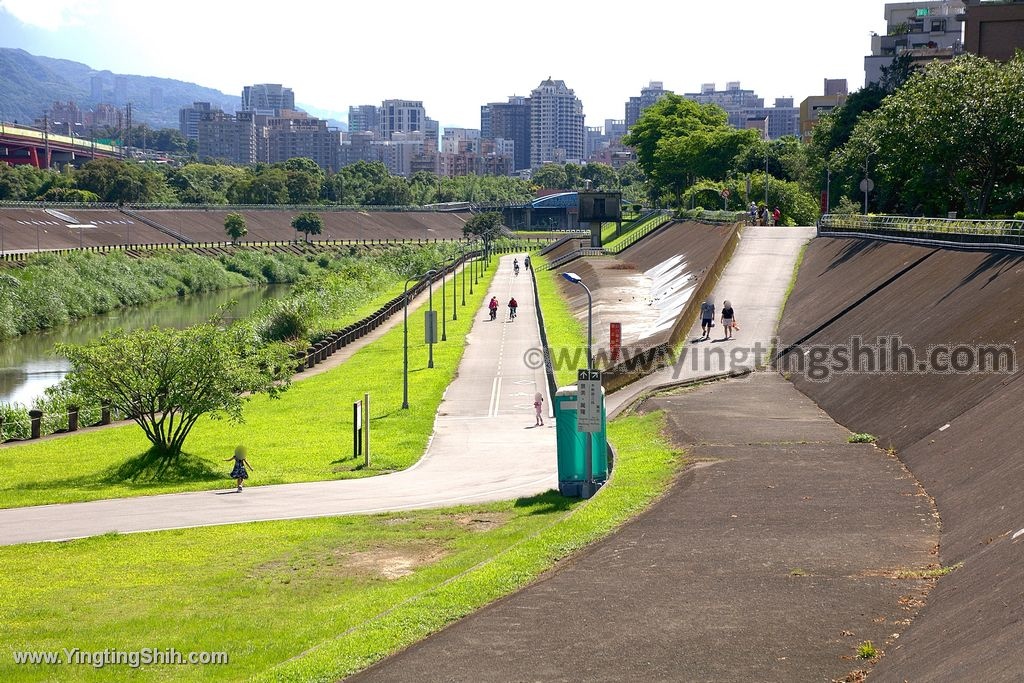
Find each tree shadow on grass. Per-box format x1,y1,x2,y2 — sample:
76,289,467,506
99,448,222,485
513,490,577,515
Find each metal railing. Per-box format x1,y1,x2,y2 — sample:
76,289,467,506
818,214,1024,249
604,211,672,254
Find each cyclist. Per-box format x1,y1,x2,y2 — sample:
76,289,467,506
513,258,520,276
508,297,518,320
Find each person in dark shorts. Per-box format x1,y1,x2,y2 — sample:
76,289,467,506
508,297,518,319
700,297,715,339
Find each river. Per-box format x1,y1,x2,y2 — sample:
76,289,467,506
0,285,291,407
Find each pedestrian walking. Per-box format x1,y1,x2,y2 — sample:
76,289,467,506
524,255,531,271
772,206,781,226
748,202,757,225
700,296,715,339
508,297,518,320
534,392,545,426
225,445,252,492
721,300,737,340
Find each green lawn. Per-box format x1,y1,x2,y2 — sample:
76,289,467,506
0,411,682,683
532,254,587,387
0,262,497,509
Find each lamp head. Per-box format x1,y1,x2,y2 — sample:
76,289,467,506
561,272,582,284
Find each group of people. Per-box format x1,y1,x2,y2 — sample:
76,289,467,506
699,296,738,341
748,202,781,227
488,296,517,320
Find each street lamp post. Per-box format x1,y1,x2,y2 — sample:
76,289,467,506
863,152,873,215
441,262,447,342
451,254,458,322
826,164,832,214
561,272,593,369
402,274,419,410
461,242,468,306
427,271,436,369
561,271,596,496
401,268,438,409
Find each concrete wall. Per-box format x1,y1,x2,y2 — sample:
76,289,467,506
777,236,1024,680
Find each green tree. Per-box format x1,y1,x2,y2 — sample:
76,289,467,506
57,325,292,459
72,158,169,204
624,94,760,206
168,163,248,204
365,176,412,206
531,164,570,190
463,211,505,249
291,211,324,242
224,212,247,244
281,157,325,204
836,53,1024,216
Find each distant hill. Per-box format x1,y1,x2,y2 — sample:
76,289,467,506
0,47,240,129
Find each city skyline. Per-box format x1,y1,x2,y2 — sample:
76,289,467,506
2,1,889,129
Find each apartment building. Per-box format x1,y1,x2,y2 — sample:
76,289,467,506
529,78,585,168
347,105,380,135
625,81,671,129
179,102,215,141
799,79,849,143
481,95,531,172
962,0,1024,60
197,110,258,165
241,84,296,115
865,1,965,85
683,82,798,140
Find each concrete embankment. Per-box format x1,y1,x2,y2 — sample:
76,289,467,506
777,236,1024,680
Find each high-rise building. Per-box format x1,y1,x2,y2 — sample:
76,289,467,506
179,102,215,141
482,96,531,172
348,105,380,135
197,110,258,165
529,78,584,168
625,81,671,129
90,75,104,104
265,112,340,171
684,82,764,129
962,0,1024,61
380,100,425,140
114,76,128,105
799,81,849,143
824,78,849,97
241,84,296,115
865,1,965,86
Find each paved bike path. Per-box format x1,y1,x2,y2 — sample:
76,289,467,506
0,257,555,546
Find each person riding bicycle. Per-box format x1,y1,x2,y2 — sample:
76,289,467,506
508,297,518,320
488,296,499,320
513,258,520,276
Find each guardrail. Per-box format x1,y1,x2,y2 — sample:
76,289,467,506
818,214,1024,250
604,211,673,254
0,237,551,264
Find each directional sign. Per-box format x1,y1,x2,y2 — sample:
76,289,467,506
577,369,603,433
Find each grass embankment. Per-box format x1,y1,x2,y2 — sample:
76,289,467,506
0,411,681,683
0,260,497,509
531,254,587,388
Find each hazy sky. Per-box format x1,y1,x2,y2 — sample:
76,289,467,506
0,0,887,128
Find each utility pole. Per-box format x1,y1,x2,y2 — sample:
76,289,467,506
43,113,50,169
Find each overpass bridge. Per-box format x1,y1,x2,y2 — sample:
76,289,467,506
0,122,123,168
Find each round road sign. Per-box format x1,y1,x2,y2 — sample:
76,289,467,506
859,178,875,193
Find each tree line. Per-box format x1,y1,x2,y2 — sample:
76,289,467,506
625,53,1024,221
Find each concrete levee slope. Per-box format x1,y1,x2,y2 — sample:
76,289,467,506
777,236,1024,681
0,208,471,250
556,221,735,368
134,209,470,243
0,208,171,250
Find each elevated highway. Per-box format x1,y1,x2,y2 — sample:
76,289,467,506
0,122,122,168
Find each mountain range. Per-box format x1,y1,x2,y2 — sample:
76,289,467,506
0,47,347,131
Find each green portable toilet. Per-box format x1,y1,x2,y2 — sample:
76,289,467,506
554,384,608,497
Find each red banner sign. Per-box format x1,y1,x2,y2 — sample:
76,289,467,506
610,322,622,362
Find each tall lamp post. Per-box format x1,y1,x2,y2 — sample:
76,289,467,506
427,270,436,369
560,272,593,369
402,269,437,410
863,152,873,215
441,261,447,342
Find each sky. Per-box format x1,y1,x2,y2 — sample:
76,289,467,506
0,0,887,130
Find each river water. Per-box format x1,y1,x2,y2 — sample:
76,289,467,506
0,285,290,407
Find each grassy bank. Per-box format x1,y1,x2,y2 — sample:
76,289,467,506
0,411,681,682
531,254,587,388
0,260,496,509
